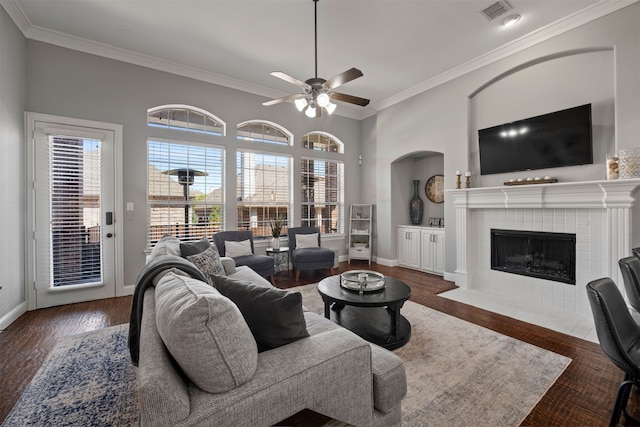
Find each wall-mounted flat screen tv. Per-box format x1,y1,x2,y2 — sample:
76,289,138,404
478,104,593,175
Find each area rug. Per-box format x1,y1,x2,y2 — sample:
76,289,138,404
3,287,572,427
1,324,138,427
291,283,572,427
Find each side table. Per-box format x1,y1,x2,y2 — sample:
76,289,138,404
266,247,290,276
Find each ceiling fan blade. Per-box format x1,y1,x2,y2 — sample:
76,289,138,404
270,72,311,90
330,92,370,107
262,93,305,106
324,67,364,90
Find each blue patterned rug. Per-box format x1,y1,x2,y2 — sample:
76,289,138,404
2,324,138,426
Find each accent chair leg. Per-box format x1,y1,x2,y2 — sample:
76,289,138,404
270,275,277,286
295,270,301,281
329,267,335,276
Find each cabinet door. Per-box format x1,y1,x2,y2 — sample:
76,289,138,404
398,228,420,268
421,231,434,271
433,232,445,273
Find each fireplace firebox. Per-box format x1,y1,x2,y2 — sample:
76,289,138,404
490,229,576,284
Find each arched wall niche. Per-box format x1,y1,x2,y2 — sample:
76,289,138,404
391,150,444,229
468,48,615,188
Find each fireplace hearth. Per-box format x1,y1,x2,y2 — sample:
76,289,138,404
490,229,576,284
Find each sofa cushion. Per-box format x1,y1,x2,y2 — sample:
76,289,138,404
149,235,181,261
296,233,319,248
180,237,210,257
154,272,258,393
186,244,227,283
212,275,310,351
225,239,252,258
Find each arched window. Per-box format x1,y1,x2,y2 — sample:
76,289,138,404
237,120,292,145
300,132,344,234
148,105,225,136
302,131,343,153
146,105,225,246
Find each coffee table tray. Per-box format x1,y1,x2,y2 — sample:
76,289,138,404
340,270,385,293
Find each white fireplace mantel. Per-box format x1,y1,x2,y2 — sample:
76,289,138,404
448,178,640,210
446,179,640,294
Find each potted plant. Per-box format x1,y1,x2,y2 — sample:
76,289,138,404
269,215,286,250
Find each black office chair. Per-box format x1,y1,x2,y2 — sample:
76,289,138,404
586,278,640,426
619,256,640,313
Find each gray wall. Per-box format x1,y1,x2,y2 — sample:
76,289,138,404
25,41,362,288
2,2,640,322
370,4,640,272
0,5,26,325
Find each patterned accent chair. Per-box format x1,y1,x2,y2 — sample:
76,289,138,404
288,227,335,281
212,231,276,285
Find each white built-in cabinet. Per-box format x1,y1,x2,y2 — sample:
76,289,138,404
397,225,444,275
348,204,372,264
397,227,421,269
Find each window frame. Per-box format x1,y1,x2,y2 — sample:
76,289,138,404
237,120,293,146
148,104,226,136
300,154,345,235
146,137,226,246
236,148,293,238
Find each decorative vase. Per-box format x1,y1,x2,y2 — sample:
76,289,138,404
272,237,280,250
409,180,424,225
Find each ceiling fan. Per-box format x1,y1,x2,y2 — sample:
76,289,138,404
262,0,370,118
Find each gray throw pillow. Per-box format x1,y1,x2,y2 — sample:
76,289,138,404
186,244,226,284
212,275,310,351
180,236,211,257
155,272,258,393
149,235,181,261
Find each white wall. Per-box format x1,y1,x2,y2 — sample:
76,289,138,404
371,4,640,275
25,41,362,288
0,5,26,327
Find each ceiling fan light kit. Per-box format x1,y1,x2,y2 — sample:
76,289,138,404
262,0,370,117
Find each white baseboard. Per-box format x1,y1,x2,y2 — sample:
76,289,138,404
0,301,27,330
120,284,135,296
374,257,396,267
443,272,456,283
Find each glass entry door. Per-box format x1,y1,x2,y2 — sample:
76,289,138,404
32,120,117,308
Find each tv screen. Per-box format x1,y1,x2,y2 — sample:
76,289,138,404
478,104,593,175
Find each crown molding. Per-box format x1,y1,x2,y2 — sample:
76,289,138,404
373,0,638,113
3,0,637,122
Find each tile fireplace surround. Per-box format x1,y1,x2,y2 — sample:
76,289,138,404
448,178,640,319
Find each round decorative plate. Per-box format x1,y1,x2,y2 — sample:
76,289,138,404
425,174,444,203
340,270,385,292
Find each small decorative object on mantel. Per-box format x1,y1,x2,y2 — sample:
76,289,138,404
618,148,640,179
455,170,462,189
504,176,558,186
606,154,619,180
409,180,424,225
465,171,471,188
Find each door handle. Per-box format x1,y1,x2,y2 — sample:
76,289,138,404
106,233,114,238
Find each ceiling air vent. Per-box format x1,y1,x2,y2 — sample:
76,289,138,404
480,1,513,21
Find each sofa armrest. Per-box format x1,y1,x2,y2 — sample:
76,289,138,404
220,256,236,275
138,287,190,426
186,328,376,426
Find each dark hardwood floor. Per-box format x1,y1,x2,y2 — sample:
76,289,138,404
0,261,633,425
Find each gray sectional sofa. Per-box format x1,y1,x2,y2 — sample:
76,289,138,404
129,235,407,426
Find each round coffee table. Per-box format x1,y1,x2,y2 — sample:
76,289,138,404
317,275,411,350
